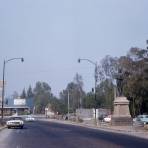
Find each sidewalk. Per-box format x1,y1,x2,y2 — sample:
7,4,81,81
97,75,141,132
0,125,6,131
97,124,148,139
46,119,148,140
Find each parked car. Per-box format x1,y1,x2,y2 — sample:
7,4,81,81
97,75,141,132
136,115,148,125
6,116,24,129
103,115,111,123
98,114,107,121
25,115,35,122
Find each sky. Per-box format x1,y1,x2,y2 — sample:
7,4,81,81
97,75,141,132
0,0,148,97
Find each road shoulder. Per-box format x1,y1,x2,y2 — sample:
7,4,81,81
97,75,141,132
44,119,148,140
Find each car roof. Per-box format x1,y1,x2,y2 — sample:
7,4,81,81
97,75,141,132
9,116,23,120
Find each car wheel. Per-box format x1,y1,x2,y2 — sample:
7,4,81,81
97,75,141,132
8,127,11,129
20,126,23,129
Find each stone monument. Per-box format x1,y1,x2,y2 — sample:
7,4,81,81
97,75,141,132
111,68,132,126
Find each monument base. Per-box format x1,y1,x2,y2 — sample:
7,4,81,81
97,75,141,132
112,96,132,126
111,116,132,126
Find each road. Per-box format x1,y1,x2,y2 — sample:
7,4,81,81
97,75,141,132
0,119,148,148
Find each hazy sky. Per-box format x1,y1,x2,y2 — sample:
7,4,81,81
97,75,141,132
0,0,148,97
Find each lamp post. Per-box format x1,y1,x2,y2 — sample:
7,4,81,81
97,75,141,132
78,58,98,125
67,90,70,120
1,58,24,122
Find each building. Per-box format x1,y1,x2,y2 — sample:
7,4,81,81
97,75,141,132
0,80,34,116
0,97,34,116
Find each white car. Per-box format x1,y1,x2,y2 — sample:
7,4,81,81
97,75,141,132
6,117,24,129
25,115,35,122
134,115,148,125
103,115,111,123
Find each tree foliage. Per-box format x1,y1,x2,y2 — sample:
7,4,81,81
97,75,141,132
27,85,34,98
20,88,27,99
20,47,148,117
59,73,85,113
83,92,95,108
48,97,67,115
119,48,148,116
96,79,114,110
33,82,52,113
100,47,148,116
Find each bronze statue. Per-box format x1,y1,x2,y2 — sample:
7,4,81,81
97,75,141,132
116,68,124,97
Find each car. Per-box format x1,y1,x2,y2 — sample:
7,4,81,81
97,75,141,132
25,115,35,122
136,115,148,125
103,115,111,123
98,114,107,121
6,116,24,129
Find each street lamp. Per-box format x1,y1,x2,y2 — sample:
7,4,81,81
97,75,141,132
1,57,24,122
78,58,98,125
67,90,70,120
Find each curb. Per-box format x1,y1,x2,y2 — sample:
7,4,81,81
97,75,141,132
0,126,6,131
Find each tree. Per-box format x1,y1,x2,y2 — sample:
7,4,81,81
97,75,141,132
59,76,85,113
73,73,85,108
96,79,114,110
101,55,118,80
48,97,67,115
33,82,52,113
67,82,80,112
83,92,96,108
118,47,148,116
74,73,83,90
27,85,34,98
20,88,27,99
100,47,148,116
83,79,114,110
59,89,69,113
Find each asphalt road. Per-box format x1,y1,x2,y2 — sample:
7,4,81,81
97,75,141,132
0,120,148,148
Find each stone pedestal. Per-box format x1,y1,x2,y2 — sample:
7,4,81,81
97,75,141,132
111,97,132,126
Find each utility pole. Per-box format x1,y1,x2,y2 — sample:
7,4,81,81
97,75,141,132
1,60,6,122
94,62,98,125
1,58,24,124
68,90,70,120
78,58,98,125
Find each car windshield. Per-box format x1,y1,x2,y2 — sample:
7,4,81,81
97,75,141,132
9,117,23,120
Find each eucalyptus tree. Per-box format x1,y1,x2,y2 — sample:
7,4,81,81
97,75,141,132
118,47,148,116
96,79,114,110
100,48,148,116
59,74,85,113
33,81,52,113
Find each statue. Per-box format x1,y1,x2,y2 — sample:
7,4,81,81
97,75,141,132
112,68,132,126
116,68,124,97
